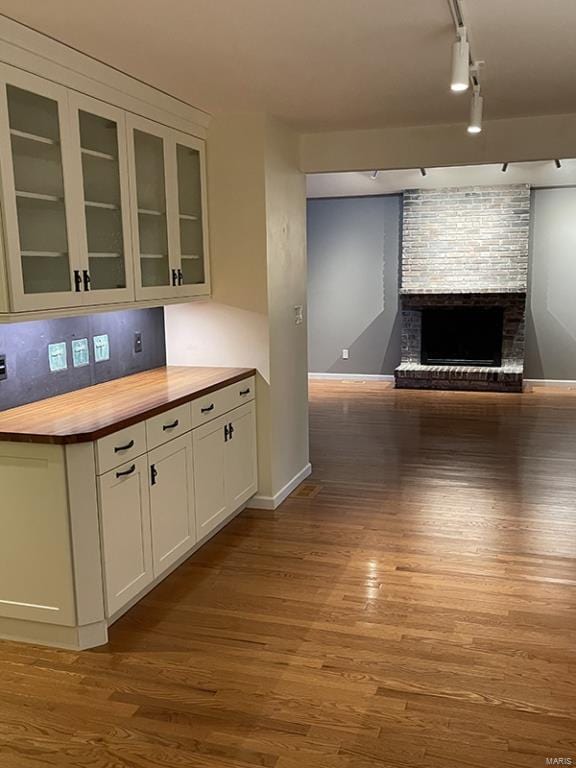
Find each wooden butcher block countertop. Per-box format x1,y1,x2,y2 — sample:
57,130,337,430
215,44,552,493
0,366,255,445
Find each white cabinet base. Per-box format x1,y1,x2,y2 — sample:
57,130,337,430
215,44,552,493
0,617,108,651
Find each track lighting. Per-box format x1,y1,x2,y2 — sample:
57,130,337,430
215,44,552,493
467,86,483,134
501,163,509,173
420,168,427,177
555,159,562,169
451,26,470,92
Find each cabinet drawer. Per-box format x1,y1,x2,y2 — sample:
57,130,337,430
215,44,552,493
96,422,146,475
229,376,255,408
191,377,256,428
146,404,192,450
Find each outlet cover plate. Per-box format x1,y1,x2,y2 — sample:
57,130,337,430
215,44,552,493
48,342,67,372
72,338,90,368
93,334,110,362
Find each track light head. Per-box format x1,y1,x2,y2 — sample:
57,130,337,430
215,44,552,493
467,86,483,134
451,27,470,92
370,170,379,180
555,159,562,169
420,168,427,177
501,163,509,173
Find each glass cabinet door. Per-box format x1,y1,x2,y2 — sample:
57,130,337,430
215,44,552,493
127,116,175,300
174,138,208,292
0,67,78,310
70,94,134,304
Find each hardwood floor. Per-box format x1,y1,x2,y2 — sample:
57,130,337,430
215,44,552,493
2,379,576,767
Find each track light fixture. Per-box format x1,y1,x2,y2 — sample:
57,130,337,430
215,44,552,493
451,26,470,92
501,163,509,173
467,85,483,134
555,159,562,169
420,168,427,177
370,170,379,180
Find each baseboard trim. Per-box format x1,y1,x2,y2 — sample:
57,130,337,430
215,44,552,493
249,463,312,510
524,378,576,388
309,373,395,382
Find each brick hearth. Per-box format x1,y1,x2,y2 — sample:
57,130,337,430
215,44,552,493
395,185,531,393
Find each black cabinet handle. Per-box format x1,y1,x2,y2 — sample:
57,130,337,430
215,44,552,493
162,419,179,431
114,439,135,453
171,268,178,287
229,422,235,439
177,268,184,286
224,424,230,442
73,269,82,292
82,269,91,291
201,403,214,414
240,388,250,396
150,464,158,486
116,464,136,479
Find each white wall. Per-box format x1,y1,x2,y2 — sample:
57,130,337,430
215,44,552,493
165,113,309,505
301,113,576,174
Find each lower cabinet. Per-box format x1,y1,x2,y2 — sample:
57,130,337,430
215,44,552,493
98,456,153,616
226,402,258,511
193,401,257,540
98,398,257,618
149,434,196,577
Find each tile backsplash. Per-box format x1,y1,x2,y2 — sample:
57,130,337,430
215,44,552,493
0,307,166,411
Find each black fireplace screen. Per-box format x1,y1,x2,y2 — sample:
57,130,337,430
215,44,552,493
421,307,504,367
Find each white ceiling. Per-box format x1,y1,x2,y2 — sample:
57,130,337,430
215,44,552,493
306,160,576,198
1,1,575,131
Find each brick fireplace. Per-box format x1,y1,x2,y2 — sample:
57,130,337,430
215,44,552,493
395,185,531,392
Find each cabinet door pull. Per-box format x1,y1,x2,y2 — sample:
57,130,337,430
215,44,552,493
224,424,230,442
82,269,91,291
171,268,179,287
116,464,136,479
162,419,179,431
114,439,135,453
150,464,158,486
73,269,83,292
229,422,235,439
177,268,184,286
201,403,215,414
240,388,250,396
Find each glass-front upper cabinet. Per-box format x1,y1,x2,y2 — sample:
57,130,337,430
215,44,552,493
0,65,79,311
127,114,175,301
68,93,134,305
172,131,210,297
127,115,210,300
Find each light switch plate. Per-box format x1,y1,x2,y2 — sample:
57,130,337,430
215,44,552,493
72,338,90,368
48,342,67,372
93,334,110,362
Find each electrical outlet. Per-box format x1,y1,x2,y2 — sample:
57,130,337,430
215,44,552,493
0,354,6,381
48,342,67,372
93,334,110,362
342,348,349,360
134,331,143,354
72,338,90,368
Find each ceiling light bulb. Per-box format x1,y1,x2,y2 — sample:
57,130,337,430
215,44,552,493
451,29,470,92
467,89,483,134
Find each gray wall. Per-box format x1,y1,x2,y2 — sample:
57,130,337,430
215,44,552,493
307,195,401,375
525,187,576,380
0,307,166,411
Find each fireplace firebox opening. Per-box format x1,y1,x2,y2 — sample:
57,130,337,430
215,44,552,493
421,307,504,367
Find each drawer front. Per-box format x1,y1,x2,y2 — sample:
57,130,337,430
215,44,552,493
191,377,256,429
230,376,256,409
96,422,147,475
146,404,192,450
